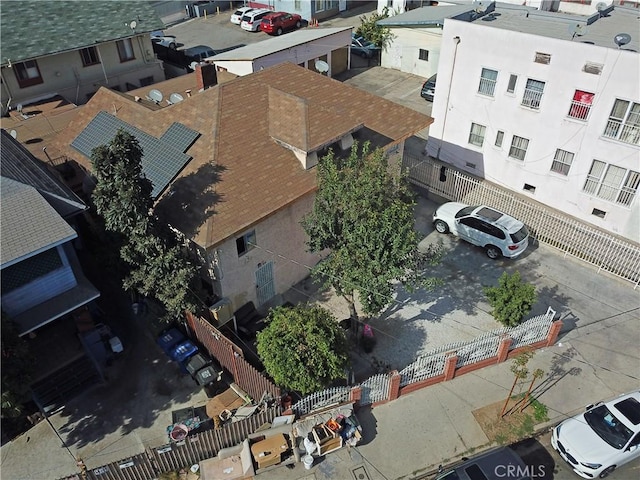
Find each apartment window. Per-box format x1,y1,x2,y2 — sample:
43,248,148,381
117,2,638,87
568,90,594,120
507,74,517,94
294,0,301,9
315,0,328,12
592,208,606,219
495,130,504,147
236,230,256,256
478,68,498,97
583,160,640,206
418,49,429,61
523,184,536,193
534,52,551,65
116,38,135,62
508,135,529,161
14,60,43,88
468,123,486,147
551,149,574,176
80,46,100,66
602,99,640,145
521,78,545,109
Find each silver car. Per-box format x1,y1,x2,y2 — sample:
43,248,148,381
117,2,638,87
433,202,529,259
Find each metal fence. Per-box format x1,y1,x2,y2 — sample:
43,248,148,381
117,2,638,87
403,153,640,288
291,386,352,417
359,373,391,405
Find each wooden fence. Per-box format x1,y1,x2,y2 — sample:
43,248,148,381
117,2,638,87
57,406,281,480
185,311,281,402
403,153,640,288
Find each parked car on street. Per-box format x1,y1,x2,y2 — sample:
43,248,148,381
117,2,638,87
231,6,253,24
421,73,436,101
260,12,302,35
433,202,529,259
151,30,177,49
240,8,271,32
435,446,531,479
552,391,640,479
351,34,378,58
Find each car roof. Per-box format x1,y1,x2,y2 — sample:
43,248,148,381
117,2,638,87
442,447,529,480
606,391,640,429
183,45,215,56
475,206,524,233
234,6,253,13
244,8,270,17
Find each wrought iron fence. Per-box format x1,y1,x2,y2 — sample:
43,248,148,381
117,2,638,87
359,373,391,405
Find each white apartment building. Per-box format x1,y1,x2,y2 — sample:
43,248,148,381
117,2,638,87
426,7,640,242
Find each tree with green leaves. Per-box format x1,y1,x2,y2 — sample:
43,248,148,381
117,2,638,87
256,305,349,395
355,7,393,48
90,129,199,320
303,141,442,321
1,312,35,419
484,271,537,327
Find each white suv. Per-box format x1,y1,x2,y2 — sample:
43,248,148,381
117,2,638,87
552,391,640,479
240,8,271,31
433,202,529,259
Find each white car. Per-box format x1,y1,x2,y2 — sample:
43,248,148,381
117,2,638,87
552,391,640,479
231,6,253,24
432,202,529,259
150,30,177,49
240,8,271,32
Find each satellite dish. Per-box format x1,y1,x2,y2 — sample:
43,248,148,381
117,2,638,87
596,2,608,12
10,129,17,139
129,20,137,30
314,60,329,73
614,33,631,48
169,93,184,104
569,24,587,39
147,89,163,104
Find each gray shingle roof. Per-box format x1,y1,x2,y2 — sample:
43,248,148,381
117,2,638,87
0,129,86,219
0,1,164,65
377,5,478,26
1,177,77,267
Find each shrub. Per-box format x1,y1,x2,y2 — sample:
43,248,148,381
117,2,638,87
484,271,537,327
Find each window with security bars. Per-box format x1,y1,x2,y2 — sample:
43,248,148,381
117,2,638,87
80,47,100,66
551,149,574,176
602,99,640,145
478,68,498,97
116,39,135,62
508,135,529,161
14,60,43,88
568,90,594,120
583,160,640,206
419,49,429,61
522,79,545,109
534,52,551,64
468,123,486,146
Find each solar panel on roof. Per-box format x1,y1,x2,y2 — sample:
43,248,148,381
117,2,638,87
71,112,197,199
160,122,200,153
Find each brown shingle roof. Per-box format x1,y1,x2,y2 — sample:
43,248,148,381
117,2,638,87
52,63,433,250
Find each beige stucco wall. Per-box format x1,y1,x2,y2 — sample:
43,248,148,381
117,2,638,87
0,35,163,109
210,192,325,312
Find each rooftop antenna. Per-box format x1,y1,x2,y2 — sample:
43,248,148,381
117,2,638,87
314,60,329,74
169,93,184,104
614,33,631,49
568,24,587,40
147,89,163,104
596,2,608,17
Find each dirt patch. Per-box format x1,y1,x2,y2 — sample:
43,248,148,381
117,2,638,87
473,396,548,445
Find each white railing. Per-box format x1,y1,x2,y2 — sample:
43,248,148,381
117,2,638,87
567,100,591,120
603,119,640,145
360,373,391,405
291,386,351,416
478,77,497,97
521,89,543,109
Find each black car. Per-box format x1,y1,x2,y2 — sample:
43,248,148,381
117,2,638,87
435,446,531,480
421,74,437,101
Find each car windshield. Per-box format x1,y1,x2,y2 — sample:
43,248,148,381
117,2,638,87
510,225,529,243
584,404,634,449
455,206,477,218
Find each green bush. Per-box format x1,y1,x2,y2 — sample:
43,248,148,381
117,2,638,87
484,271,537,327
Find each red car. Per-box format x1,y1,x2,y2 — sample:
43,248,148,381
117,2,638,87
260,12,302,35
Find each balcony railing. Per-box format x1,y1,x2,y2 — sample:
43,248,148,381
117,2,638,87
521,89,543,109
478,78,496,97
567,100,591,120
603,119,640,145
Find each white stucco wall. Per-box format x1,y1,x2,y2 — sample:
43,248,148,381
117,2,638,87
212,193,324,311
381,27,443,78
427,19,640,241
0,35,163,108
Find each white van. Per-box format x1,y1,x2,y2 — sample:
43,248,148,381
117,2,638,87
240,8,271,32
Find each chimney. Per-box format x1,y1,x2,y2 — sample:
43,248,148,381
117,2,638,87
195,63,217,91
